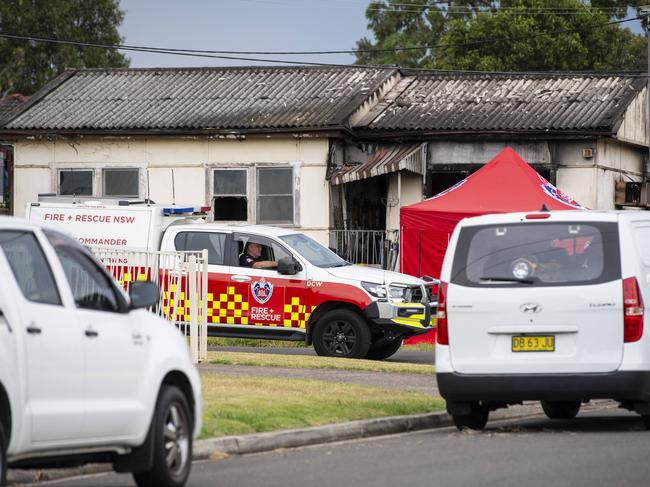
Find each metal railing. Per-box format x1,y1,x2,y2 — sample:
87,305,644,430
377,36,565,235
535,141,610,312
329,230,399,270
90,247,209,364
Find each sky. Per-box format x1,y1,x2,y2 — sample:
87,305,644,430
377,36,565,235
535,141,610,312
118,1,645,70
118,0,371,68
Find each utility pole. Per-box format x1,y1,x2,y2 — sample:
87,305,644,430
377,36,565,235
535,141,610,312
642,6,650,178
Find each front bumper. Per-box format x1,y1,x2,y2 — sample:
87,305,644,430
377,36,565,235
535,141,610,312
364,300,435,336
437,371,650,403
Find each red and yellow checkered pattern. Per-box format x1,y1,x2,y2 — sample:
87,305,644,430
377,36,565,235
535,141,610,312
283,296,315,329
207,286,249,325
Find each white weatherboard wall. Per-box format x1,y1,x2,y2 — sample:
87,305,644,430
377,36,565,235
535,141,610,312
13,136,331,244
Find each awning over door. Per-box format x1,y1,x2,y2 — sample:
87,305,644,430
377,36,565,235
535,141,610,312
330,143,426,185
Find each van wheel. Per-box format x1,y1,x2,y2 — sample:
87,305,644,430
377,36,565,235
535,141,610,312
365,337,402,360
452,403,489,430
541,400,581,420
313,310,371,359
133,386,192,487
0,422,6,487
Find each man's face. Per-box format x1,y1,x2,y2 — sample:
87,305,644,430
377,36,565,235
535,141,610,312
248,242,262,258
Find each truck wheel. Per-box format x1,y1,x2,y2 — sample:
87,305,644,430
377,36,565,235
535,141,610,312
0,422,6,487
452,403,489,431
365,337,402,360
133,386,192,487
541,400,581,420
313,309,371,359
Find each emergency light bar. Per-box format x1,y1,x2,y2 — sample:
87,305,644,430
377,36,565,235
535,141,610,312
162,206,211,216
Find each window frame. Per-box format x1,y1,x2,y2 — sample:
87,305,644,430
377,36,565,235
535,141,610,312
57,168,95,197
102,167,141,198
212,168,249,222
208,164,298,226
256,166,295,225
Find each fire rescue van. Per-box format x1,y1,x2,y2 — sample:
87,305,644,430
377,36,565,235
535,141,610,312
27,199,435,359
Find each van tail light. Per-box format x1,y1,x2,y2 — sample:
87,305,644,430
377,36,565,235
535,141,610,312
623,277,644,343
437,282,449,345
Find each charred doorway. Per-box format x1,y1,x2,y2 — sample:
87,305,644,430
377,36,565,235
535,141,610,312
0,145,13,215
342,175,387,230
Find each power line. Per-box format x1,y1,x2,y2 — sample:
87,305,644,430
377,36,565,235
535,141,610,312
0,16,639,60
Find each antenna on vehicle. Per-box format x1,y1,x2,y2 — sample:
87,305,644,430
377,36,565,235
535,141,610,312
171,169,176,206
540,204,550,212
146,169,151,206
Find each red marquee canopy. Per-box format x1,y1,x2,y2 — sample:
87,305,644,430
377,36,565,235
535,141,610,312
399,147,585,280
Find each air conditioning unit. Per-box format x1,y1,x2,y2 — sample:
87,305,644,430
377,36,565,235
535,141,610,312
615,181,650,207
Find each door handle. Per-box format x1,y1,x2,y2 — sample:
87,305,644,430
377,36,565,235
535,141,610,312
26,324,42,335
85,328,99,338
231,275,252,282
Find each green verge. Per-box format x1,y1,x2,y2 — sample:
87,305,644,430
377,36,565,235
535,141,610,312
207,337,307,348
207,351,434,375
200,373,444,438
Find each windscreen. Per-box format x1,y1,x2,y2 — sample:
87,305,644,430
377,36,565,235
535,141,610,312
280,233,347,268
451,222,620,287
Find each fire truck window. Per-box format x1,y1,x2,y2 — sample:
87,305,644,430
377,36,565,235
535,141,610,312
174,232,226,265
0,230,61,306
59,169,93,196
55,247,120,312
234,234,292,269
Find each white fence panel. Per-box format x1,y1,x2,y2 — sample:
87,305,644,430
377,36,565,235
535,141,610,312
90,247,209,363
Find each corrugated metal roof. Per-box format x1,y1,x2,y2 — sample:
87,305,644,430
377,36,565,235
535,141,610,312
363,72,645,132
330,143,426,185
5,67,395,131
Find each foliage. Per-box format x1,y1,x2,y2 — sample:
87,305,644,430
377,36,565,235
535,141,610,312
356,0,647,71
0,0,129,95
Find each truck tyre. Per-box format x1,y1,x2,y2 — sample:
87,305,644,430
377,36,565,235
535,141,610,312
133,386,192,487
313,309,371,359
540,400,581,420
452,403,489,431
0,422,6,487
365,337,402,360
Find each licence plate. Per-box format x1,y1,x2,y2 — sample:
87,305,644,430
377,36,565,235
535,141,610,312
511,335,555,352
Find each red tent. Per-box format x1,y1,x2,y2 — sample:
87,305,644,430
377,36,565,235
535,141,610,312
400,147,585,344
400,147,586,280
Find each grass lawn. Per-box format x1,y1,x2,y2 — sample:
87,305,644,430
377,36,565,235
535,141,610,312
200,373,444,438
207,351,434,375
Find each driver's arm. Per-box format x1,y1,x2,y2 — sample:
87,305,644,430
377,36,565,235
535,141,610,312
252,260,277,269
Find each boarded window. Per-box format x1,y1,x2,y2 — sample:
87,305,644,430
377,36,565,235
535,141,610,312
213,169,247,221
257,167,293,224
59,170,93,196
103,168,139,197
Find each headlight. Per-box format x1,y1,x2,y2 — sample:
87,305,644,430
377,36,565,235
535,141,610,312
361,281,387,299
388,285,407,300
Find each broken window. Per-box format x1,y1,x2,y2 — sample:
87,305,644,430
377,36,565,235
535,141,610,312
103,168,140,197
59,169,93,196
257,167,294,224
213,169,248,221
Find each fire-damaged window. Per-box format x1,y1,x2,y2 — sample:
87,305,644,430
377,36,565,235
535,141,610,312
257,167,294,224
59,169,93,196
103,168,139,197
213,169,248,221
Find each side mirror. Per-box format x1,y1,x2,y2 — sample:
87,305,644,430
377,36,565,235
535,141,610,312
277,257,298,276
129,281,160,310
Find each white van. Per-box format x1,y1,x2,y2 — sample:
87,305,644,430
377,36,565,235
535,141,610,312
436,210,650,430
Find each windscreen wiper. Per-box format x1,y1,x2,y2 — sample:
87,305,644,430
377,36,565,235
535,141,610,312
479,276,536,285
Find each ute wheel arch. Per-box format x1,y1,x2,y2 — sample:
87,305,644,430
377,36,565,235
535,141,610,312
305,301,368,346
0,385,11,450
113,371,195,475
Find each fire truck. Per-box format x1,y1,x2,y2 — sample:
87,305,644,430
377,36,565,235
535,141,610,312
27,198,435,359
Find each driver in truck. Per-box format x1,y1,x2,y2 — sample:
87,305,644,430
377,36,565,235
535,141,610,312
239,241,278,269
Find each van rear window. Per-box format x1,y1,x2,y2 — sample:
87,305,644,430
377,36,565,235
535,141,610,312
451,222,620,287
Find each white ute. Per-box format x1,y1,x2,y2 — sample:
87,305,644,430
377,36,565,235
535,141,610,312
436,210,650,430
0,218,202,487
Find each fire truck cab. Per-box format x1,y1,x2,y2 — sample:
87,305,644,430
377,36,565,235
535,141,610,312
27,200,435,359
